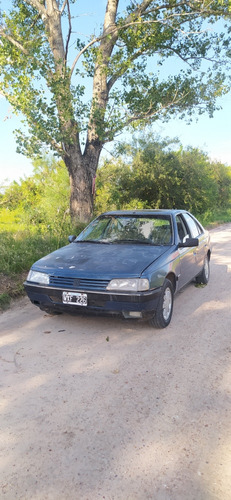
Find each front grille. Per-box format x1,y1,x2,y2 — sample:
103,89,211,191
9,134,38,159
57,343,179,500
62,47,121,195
49,276,110,291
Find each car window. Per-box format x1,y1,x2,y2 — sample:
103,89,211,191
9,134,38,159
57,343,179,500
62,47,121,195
76,215,173,245
176,215,188,242
183,213,202,238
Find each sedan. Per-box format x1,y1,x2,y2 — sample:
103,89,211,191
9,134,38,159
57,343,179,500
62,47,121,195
24,209,211,328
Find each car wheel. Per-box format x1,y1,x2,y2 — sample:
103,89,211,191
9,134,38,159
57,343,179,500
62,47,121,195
149,279,174,329
196,255,210,285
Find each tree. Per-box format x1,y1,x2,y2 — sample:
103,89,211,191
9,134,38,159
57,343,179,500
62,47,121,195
0,1,230,223
95,136,231,213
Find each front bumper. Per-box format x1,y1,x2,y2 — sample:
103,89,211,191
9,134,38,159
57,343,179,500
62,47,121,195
24,282,162,319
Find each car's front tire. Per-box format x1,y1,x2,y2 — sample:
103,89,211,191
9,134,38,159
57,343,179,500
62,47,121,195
196,255,210,285
149,279,174,329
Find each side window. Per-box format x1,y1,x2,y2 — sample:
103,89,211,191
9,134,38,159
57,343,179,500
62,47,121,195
176,215,188,242
183,213,202,238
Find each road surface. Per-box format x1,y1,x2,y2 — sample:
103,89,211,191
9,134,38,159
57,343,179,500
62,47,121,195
1,224,231,500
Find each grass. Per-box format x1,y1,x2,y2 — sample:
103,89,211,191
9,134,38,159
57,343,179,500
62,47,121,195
0,230,71,309
197,208,231,228
0,208,86,309
0,207,231,311
0,231,68,274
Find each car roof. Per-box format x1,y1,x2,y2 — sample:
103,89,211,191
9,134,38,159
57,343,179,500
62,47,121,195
101,209,187,216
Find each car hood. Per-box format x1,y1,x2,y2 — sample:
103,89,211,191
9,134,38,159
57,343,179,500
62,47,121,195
32,242,171,279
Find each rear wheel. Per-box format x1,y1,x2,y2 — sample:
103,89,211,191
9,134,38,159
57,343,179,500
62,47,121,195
196,255,210,285
149,279,174,329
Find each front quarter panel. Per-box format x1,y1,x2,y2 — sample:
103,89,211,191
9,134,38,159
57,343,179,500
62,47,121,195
144,246,180,290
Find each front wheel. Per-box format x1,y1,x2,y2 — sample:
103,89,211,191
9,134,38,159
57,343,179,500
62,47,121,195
196,255,210,285
149,279,174,329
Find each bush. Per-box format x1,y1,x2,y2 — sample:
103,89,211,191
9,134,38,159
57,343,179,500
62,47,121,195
95,139,231,214
196,208,231,228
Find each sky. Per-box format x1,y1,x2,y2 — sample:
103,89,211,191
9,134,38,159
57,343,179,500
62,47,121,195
0,0,231,188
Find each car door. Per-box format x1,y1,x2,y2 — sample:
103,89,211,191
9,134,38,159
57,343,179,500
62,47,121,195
182,213,206,278
176,214,197,289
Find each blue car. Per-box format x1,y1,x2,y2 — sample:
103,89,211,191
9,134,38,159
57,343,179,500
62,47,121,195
24,209,211,328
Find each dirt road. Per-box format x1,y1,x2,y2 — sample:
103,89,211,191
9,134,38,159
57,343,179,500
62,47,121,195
1,224,231,500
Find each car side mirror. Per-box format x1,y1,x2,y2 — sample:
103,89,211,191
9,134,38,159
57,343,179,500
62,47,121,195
178,237,199,248
68,235,76,243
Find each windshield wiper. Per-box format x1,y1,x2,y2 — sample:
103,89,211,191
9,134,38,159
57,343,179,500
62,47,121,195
76,239,111,244
112,239,155,245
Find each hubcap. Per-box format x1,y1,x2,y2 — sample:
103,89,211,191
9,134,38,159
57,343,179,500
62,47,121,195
163,287,172,321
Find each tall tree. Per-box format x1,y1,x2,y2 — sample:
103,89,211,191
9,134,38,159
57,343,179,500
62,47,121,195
0,1,230,222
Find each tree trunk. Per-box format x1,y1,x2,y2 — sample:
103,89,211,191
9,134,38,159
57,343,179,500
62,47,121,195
64,140,102,225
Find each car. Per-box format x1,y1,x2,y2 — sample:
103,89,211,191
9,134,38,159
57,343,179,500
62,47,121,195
24,209,211,328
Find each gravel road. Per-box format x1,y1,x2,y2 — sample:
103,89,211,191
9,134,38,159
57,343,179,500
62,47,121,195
1,223,231,500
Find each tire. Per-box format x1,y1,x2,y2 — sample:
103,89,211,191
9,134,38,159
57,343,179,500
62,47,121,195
196,255,210,285
149,279,174,329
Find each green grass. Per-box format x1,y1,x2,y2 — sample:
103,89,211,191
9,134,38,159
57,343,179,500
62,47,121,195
0,231,68,274
196,208,231,228
0,208,27,234
0,211,86,309
0,207,86,275
0,231,67,310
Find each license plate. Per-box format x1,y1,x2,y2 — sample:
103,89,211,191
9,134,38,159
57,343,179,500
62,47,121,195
62,291,87,306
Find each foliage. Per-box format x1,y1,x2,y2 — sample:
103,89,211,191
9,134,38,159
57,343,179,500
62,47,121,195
0,155,85,310
0,160,85,308
0,1,231,221
198,208,231,227
0,156,72,239
0,231,63,274
1,0,230,151
95,136,231,214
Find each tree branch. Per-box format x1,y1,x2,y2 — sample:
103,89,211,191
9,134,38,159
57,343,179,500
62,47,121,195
107,48,144,92
70,1,155,77
162,44,222,66
65,0,72,64
70,36,101,76
69,0,211,79
0,28,29,55
103,90,191,142
60,0,68,15
23,0,46,18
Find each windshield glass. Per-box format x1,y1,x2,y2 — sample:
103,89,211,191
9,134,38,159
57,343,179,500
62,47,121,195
76,215,172,245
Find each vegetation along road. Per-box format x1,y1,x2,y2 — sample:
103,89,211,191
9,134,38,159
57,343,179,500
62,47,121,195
1,223,231,500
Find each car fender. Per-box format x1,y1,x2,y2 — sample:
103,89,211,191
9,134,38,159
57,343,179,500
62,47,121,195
144,246,180,291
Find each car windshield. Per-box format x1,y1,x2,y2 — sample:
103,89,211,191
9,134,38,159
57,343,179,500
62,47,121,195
76,215,172,245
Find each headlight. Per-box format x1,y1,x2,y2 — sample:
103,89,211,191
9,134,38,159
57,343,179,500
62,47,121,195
27,270,50,285
106,278,149,292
